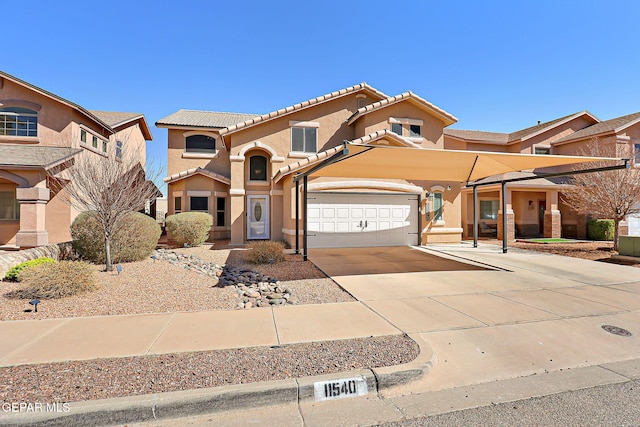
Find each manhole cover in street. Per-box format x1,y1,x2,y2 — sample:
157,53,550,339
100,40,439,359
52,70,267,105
602,325,632,337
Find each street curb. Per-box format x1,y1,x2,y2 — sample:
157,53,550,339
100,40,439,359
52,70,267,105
0,335,435,426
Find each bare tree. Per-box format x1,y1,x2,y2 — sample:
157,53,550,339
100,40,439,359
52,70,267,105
49,144,161,271
561,138,640,250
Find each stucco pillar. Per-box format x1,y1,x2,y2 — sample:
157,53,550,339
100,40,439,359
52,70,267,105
229,158,245,246
544,191,561,238
497,188,515,241
15,186,50,248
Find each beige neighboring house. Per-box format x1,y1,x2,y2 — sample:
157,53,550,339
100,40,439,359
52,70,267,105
0,70,152,248
157,82,636,248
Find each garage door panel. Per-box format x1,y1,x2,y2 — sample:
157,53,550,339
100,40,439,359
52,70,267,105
308,193,419,248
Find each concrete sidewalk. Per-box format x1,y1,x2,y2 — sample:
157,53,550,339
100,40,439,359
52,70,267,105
0,301,400,367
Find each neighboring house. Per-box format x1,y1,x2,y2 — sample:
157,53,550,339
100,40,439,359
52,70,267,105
157,83,637,248
0,70,152,248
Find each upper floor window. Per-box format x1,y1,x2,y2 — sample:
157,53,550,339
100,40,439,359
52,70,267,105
389,117,423,139
0,107,37,137
115,140,123,159
80,129,87,144
186,135,216,153
92,135,99,149
249,155,268,181
534,147,550,155
291,126,317,153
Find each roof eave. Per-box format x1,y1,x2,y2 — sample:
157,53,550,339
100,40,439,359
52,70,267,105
519,111,600,142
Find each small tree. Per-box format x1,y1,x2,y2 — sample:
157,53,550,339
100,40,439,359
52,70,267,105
561,138,640,250
49,145,161,271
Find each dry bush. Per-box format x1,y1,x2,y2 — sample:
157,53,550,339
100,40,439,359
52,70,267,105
5,261,98,299
247,241,285,264
4,258,56,282
166,212,213,247
72,211,160,263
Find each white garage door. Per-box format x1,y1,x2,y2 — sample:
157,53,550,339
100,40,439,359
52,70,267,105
307,192,419,248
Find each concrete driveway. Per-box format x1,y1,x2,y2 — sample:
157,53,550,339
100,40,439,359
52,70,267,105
309,244,640,393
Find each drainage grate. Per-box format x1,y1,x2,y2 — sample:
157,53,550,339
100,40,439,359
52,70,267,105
602,325,632,337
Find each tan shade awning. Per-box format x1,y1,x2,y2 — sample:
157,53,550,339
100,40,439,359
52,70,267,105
304,144,623,183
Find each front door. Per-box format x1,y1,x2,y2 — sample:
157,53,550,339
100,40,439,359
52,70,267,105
247,195,270,240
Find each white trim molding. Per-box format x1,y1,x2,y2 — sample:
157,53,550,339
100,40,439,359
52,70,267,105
182,152,219,159
236,141,285,163
230,189,245,196
388,117,424,126
187,190,211,197
289,120,320,128
172,191,184,197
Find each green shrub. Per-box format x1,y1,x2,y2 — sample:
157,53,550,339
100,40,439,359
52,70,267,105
71,211,161,263
7,261,97,299
247,240,285,264
588,219,615,241
4,258,56,282
165,212,213,247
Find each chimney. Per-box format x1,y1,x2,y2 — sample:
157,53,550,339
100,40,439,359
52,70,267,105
537,120,541,125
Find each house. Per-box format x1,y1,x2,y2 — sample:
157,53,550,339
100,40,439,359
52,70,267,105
157,83,635,248
0,70,153,248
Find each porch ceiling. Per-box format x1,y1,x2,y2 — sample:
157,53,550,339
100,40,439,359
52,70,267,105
303,144,623,183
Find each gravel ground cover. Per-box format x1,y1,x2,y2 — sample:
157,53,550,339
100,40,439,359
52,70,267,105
0,244,353,320
0,335,418,403
485,239,629,263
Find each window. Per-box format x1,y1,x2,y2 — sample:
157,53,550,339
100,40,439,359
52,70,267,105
391,123,403,135
291,127,317,153
0,191,19,220
80,129,87,144
190,196,208,212
174,196,182,213
186,135,216,153
92,135,98,149
249,155,268,181
0,107,37,137
409,124,421,137
216,197,226,226
634,143,640,165
433,193,443,221
115,140,123,159
102,141,108,153
480,200,499,220
534,147,550,155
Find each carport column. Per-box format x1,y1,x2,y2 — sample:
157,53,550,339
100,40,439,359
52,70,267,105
497,183,515,244
473,185,479,247
295,179,299,254
544,191,562,238
303,175,308,261
15,186,49,248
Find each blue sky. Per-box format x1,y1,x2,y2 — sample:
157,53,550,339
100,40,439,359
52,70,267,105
5,1,640,192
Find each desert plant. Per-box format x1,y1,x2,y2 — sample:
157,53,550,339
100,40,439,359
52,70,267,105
72,211,161,264
588,219,615,241
247,240,285,264
7,261,98,299
4,258,56,282
165,212,213,247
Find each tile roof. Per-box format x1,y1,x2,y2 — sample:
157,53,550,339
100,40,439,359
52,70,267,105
89,110,153,140
273,146,343,183
346,91,458,126
351,129,423,148
1,70,114,133
156,110,259,129
553,112,640,144
219,83,389,136
444,129,509,143
445,111,598,145
506,111,597,142
163,167,231,185
0,145,81,169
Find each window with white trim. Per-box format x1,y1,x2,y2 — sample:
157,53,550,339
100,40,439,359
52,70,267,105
115,140,123,159
80,129,87,144
0,107,37,137
534,147,550,155
389,117,423,138
174,196,182,213
186,135,216,153
291,126,317,153
433,193,443,221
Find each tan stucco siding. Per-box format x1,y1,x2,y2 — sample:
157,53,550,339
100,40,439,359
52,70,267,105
358,103,446,148
167,129,230,177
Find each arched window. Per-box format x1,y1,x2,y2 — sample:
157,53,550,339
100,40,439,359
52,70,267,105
185,135,216,153
249,155,268,181
0,107,37,137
